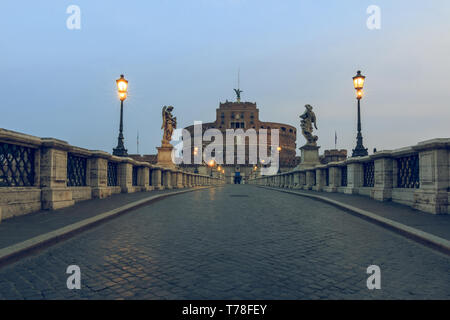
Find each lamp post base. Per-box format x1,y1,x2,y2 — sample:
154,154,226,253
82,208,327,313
112,146,128,157
113,100,128,157
352,97,368,157
351,145,368,157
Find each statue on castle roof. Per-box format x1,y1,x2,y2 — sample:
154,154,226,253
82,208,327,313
233,88,243,102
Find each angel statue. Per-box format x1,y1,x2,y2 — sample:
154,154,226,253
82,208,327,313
300,104,318,146
234,88,243,102
161,105,177,145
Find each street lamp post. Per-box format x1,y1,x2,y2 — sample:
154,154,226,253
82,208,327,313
351,70,368,157
193,147,199,173
208,159,215,177
277,146,282,174
113,74,129,157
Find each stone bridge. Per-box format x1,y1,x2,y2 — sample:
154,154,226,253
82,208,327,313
249,138,450,215
0,128,224,221
0,128,449,300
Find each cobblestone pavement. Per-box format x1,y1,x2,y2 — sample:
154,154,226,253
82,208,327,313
263,186,450,241
0,185,449,300
0,187,203,249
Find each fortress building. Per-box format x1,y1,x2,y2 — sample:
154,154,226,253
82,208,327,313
181,93,299,183
129,91,347,184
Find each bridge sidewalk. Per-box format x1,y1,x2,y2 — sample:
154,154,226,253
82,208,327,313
0,188,202,250
261,187,450,242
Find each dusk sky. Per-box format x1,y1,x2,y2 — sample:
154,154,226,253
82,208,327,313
1,0,449,155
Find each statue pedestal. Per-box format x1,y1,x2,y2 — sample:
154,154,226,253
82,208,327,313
296,145,320,170
156,143,175,169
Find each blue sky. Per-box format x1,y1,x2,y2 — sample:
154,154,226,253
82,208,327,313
1,0,449,155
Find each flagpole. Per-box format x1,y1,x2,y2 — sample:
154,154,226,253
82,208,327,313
335,131,337,149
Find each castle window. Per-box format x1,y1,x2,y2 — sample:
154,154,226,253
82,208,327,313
231,122,246,129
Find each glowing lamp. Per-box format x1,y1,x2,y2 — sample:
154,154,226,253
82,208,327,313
353,70,365,91
116,74,128,101
356,89,364,99
119,92,127,100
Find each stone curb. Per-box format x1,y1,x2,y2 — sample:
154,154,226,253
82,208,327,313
0,186,216,268
259,186,450,256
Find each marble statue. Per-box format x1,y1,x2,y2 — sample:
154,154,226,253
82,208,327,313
300,104,318,146
161,106,177,144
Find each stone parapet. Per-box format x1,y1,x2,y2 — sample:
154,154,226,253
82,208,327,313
248,138,450,215
0,128,224,220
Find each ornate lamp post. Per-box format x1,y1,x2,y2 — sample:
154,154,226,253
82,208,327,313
351,70,368,157
113,74,129,157
277,146,282,174
193,147,199,173
208,159,215,177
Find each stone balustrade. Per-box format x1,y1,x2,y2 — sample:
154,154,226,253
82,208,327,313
248,139,450,215
0,128,224,221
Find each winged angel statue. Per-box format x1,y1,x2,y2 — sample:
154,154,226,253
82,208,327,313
161,106,177,144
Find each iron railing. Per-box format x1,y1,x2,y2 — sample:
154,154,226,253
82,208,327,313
67,153,87,187
107,162,118,187
341,166,348,187
363,161,375,187
396,154,420,188
0,142,35,187
132,166,138,186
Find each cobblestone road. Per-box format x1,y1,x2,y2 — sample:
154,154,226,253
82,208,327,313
0,185,449,300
